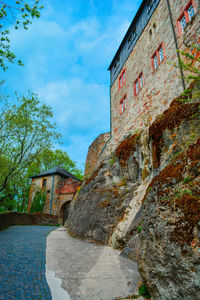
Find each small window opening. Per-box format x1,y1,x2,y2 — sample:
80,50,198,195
149,29,152,41
42,179,47,188
120,96,127,114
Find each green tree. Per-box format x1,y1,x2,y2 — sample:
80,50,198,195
0,92,61,194
0,0,43,70
0,92,83,212
28,148,84,181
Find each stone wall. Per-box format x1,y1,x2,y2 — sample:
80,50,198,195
110,0,199,146
84,132,110,176
28,176,54,214
28,175,80,218
0,212,58,230
66,90,200,299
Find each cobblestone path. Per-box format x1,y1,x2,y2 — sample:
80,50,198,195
0,225,57,300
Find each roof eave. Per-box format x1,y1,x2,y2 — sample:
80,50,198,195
108,0,147,71
30,172,81,181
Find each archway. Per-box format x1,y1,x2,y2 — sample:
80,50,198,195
60,201,71,225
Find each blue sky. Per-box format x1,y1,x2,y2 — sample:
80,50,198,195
1,0,142,171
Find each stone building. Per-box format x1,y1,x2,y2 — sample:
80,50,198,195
108,0,199,145
84,0,199,173
28,167,81,224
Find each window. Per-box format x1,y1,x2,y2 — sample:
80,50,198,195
152,43,165,71
188,4,195,20
119,70,126,89
140,74,143,88
42,178,47,188
136,80,139,94
120,96,127,114
147,0,154,13
153,54,158,69
149,29,152,41
177,2,196,35
114,57,120,74
134,73,144,95
180,15,186,32
159,47,164,62
128,28,137,48
123,71,126,83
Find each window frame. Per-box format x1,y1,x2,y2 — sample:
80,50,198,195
134,72,144,96
151,43,165,71
128,28,137,49
159,47,164,63
153,54,158,69
180,15,187,33
113,56,120,74
147,0,155,13
188,4,195,21
119,69,126,89
42,178,47,188
120,95,127,114
177,1,196,35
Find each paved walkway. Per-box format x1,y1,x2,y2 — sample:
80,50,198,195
0,226,142,300
0,225,57,300
46,227,142,300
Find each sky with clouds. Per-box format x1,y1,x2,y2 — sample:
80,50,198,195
1,0,143,171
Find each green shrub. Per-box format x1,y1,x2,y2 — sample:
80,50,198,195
30,189,46,214
138,284,151,298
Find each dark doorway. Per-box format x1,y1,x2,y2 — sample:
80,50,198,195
60,201,71,225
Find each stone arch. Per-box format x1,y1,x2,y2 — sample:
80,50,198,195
60,201,71,225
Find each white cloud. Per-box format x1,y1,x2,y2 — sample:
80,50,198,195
2,0,142,169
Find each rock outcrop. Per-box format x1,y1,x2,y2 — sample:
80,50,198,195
127,140,200,300
84,132,110,177
66,93,200,299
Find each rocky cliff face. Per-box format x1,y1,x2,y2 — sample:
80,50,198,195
66,95,200,299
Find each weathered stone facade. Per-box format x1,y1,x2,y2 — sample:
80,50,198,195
28,167,81,223
66,92,200,299
110,0,199,146
84,132,110,176
66,1,200,298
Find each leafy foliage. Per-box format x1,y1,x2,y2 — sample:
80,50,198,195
28,148,83,181
29,189,46,214
0,0,43,70
138,283,151,298
0,91,83,212
0,92,61,194
177,45,200,101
